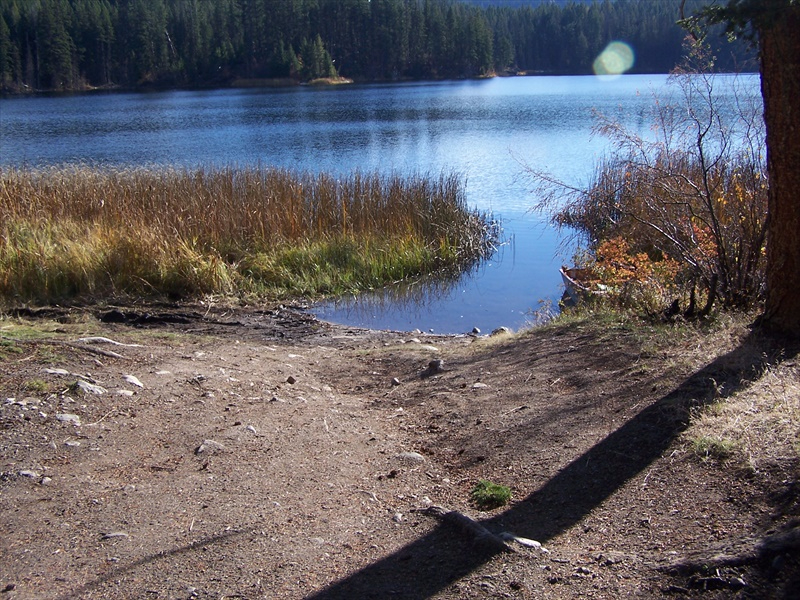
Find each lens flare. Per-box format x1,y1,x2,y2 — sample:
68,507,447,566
593,41,635,79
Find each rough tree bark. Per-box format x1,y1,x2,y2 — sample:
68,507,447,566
759,5,800,336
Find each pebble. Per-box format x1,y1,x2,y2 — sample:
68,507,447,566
64,440,81,447
56,413,81,426
123,374,144,388
491,326,511,336
195,439,225,455
422,359,445,377
390,377,401,386
472,327,481,334
286,376,297,384
395,451,425,464
392,513,403,523
18,469,40,479
74,380,106,395
471,382,489,389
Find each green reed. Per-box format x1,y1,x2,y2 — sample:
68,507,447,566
0,165,495,305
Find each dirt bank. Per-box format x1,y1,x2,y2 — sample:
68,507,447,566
1,305,798,599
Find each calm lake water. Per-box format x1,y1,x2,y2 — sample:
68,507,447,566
0,74,761,333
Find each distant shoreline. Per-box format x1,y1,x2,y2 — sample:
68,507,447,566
1,68,759,98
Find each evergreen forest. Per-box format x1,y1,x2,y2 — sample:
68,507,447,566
0,0,752,93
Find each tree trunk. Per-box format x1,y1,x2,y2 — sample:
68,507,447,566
759,6,800,337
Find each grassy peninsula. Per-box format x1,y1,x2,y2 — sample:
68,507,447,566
0,165,496,307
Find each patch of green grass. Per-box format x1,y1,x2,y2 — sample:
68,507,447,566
470,480,512,510
0,336,23,359
22,378,49,393
691,435,737,461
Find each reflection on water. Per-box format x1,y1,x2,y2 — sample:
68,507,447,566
313,225,554,334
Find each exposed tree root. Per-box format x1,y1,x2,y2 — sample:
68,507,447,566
661,524,800,573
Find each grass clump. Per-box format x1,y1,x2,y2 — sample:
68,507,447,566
470,480,512,510
685,360,800,472
22,378,49,393
691,435,737,461
0,165,496,307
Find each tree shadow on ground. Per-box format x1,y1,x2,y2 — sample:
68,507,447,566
309,329,799,600
54,528,249,600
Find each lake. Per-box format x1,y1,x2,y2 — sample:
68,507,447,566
0,74,761,333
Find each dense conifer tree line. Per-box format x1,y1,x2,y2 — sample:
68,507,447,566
0,0,750,93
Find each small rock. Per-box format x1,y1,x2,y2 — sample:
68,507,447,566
195,439,225,455
472,327,481,334
419,345,439,352
64,440,81,447
246,425,257,434
101,531,130,540
123,374,144,388
421,359,444,378
286,376,297,384
390,377,401,386
56,413,81,426
491,326,511,336
74,380,106,395
18,469,40,479
408,338,422,344
40,477,53,485
471,382,489,389
310,537,325,546
392,513,403,523
115,389,135,397
395,452,425,464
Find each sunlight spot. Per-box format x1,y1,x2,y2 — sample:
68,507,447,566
593,41,635,79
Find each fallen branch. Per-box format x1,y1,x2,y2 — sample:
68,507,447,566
4,337,126,359
413,506,513,554
73,336,144,347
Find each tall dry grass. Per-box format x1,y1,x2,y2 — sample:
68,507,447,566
0,165,495,305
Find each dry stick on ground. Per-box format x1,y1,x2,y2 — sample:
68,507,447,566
4,337,128,360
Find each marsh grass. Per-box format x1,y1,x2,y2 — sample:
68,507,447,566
0,165,496,306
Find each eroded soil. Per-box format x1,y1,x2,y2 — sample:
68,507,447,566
1,305,798,599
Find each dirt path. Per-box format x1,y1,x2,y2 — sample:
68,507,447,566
1,306,798,599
